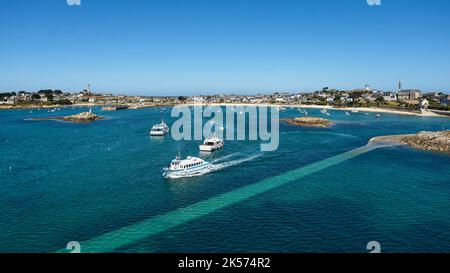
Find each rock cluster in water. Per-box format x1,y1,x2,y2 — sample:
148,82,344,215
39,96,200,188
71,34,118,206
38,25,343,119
282,117,335,128
401,131,450,153
63,112,102,122
371,131,450,154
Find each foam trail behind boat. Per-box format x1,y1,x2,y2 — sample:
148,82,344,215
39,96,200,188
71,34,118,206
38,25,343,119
211,153,241,164
212,153,263,171
58,143,387,253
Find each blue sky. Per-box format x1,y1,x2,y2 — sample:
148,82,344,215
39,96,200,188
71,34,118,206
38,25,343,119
0,0,449,95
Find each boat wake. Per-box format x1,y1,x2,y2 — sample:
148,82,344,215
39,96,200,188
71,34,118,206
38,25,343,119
165,153,263,179
211,153,241,164
212,153,263,171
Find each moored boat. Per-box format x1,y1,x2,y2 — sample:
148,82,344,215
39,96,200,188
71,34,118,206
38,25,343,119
199,137,224,152
321,109,331,116
150,120,169,136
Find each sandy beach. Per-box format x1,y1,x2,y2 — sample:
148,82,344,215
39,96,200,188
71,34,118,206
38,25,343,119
2,102,448,118
183,103,448,118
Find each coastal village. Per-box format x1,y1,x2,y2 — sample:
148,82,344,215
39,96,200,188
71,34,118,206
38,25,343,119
1,83,450,115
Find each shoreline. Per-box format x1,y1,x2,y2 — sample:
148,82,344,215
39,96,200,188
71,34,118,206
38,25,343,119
0,103,98,110
183,103,448,118
0,103,174,111
2,102,448,118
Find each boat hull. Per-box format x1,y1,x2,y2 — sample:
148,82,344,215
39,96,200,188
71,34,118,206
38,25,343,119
199,144,223,152
164,163,213,178
150,130,169,136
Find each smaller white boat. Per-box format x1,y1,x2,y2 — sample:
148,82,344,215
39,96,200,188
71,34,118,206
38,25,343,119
345,112,350,116
150,120,170,136
375,114,382,118
199,137,224,152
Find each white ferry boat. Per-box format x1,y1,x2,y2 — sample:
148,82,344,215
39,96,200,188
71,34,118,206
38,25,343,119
150,120,169,136
199,137,224,152
163,155,213,178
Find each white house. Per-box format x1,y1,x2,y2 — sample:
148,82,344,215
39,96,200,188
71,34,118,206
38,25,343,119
193,97,205,104
382,93,397,102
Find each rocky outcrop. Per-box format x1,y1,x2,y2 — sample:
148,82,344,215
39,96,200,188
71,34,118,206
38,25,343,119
63,112,102,122
282,117,335,128
370,131,450,154
31,111,102,123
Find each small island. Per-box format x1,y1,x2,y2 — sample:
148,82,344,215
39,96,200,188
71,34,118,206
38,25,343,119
370,131,450,154
31,111,103,123
62,111,103,122
282,117,335,128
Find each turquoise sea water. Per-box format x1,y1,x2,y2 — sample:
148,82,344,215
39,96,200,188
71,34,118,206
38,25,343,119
1,107,450,253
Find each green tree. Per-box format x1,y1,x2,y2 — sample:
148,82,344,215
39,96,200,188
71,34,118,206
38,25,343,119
375,96,385,105
31,94,41,100
55,99,72,105
46,94,54,101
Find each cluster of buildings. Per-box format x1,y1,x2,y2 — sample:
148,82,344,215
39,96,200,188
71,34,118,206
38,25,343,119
188,85,448,109
1,82,449,111
0,85,181,106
